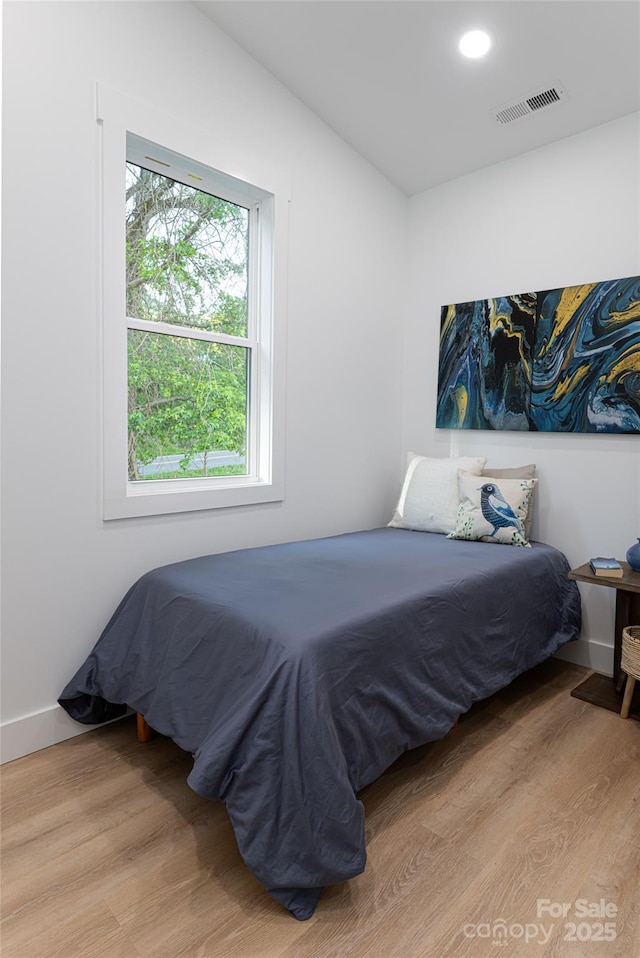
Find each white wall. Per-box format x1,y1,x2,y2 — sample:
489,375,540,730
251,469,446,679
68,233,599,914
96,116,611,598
405,113,640,672
0,1,407,760
3,5,638,764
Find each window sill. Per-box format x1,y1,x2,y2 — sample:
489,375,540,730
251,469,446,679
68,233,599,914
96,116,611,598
103,478,284,520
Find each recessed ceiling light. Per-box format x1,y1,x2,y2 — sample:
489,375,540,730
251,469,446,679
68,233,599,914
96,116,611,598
459,30,491,59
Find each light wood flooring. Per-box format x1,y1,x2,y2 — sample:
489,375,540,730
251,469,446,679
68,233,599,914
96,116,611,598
1,659,639,958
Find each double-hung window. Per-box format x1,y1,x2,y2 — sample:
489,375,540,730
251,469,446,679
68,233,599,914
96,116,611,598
99,87,287,519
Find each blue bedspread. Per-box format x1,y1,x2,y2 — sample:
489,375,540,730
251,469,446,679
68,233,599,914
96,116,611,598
59,528,581,918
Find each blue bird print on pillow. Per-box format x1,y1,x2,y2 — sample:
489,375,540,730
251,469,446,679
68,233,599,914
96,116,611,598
478,482,524,538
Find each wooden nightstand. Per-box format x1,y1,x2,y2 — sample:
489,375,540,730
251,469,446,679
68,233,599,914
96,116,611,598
568,561,640,720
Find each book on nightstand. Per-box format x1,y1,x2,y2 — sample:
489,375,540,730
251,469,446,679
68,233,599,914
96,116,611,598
589,557,624,578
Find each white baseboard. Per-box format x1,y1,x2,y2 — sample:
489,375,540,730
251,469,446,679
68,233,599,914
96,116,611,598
554,636,614,676
0,705,127,765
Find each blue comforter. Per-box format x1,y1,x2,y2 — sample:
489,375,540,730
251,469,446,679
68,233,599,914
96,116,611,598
59,528,581,918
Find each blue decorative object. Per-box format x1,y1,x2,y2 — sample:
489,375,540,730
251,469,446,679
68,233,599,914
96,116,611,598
626,538,640,571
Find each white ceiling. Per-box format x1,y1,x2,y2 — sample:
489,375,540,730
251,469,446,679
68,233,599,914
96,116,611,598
193,0,640,196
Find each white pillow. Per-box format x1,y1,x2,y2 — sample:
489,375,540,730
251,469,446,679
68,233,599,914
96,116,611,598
448,471,538,547
389,453,487,535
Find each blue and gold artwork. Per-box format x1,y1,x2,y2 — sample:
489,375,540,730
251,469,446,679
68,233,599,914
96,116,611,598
436,275,640,434
531,277,640,432
436,293,537,430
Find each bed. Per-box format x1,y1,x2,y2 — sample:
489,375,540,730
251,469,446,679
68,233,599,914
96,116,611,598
59,527,581,919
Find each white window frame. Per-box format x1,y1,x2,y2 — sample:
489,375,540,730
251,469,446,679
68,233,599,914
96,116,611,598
98,85,288,520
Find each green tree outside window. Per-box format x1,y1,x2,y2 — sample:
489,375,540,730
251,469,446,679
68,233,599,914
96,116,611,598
126,162,250,480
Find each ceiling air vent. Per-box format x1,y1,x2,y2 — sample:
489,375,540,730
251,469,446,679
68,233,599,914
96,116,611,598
491,82,568,125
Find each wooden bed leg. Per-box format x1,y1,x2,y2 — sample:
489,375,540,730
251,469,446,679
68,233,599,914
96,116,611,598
136,713,155,743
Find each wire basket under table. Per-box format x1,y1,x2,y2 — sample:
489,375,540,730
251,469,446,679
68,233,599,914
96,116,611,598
620,626,640,719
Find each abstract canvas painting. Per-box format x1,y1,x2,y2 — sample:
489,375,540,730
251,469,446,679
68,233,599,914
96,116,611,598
436,293,537,431
436,275,640,433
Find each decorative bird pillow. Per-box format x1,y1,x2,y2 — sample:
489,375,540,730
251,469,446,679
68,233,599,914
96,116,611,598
448,471,538,547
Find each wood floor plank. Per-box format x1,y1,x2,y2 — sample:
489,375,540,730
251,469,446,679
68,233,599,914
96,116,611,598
0,901,142,958
1,662,638,958
423,695,636,862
